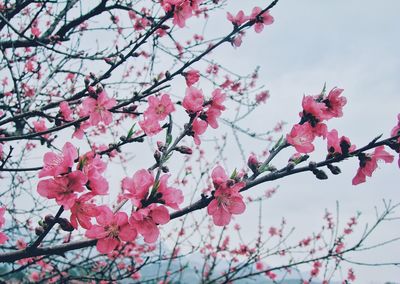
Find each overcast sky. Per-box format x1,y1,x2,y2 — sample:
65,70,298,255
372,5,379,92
207,1,400,282
151,0,400,282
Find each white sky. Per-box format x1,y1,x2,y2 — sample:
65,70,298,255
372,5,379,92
210,1,400,282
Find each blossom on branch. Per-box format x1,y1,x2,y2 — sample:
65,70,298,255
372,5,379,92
86,206,137,254
207,166,246,226
352,146,394,185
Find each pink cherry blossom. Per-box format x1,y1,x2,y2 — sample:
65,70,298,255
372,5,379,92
207,166,246,226
70,194,99,229
144,94,175,121
211,165,229,188
182,87,204,113
0,207,8,244
209,89,226,111
37,171,87,209
59,101,73,121
184,69,200,86
39,142,78,178
311,122,328,138
157,175,184,210
255,91,270,104
72,120,91,140
139,117,162,136
205,108,222,129
191,118,208,145
322,88,347,119
352,146,394,185
130,204,170,243
301,95,327,122
286,122,316,153
86,206,137,254
79,151,109,195
82,91,116,126
327,129,355,156
122,169,154,207
33,119,49,139
250,7,274,33
226,10,248,26
170,1,193,28
232,33,244,47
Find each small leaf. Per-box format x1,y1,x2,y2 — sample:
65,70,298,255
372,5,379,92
166,133,172,146
127,123,136,139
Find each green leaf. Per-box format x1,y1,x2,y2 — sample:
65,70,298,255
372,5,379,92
230,168,238,179
271,135,284,152
127,123,136,139
166,133,172,146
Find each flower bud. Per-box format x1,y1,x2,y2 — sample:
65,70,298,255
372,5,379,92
313,169,328,180
157,141,165,151
247,154,260,173
84,76,90,86
308,161,317,170
327,164,341,175
58,218,74,232
154,150,161,162
87,86,96,95
175,146,193,155
286,161,296,171
44,214,55,225
35,226,44,236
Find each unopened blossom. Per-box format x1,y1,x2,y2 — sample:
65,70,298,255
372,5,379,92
39,142,78,178
183,87,204,113
82,91,116,126
250,7,274,33
70,194,99,229
352,146,394,185
207,166,246,226
37,171,87,209
122,169,154,207
286,122,316,153
144,94,175,121
184,69,200,86
86,206,137,254
130,204,170,243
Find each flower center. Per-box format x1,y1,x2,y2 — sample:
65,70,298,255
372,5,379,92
155,104,166,115
105,223,119,238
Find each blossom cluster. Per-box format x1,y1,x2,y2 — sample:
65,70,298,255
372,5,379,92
182,87,226,145
34,142,187,254
287,87,348,154
207,166,246,226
